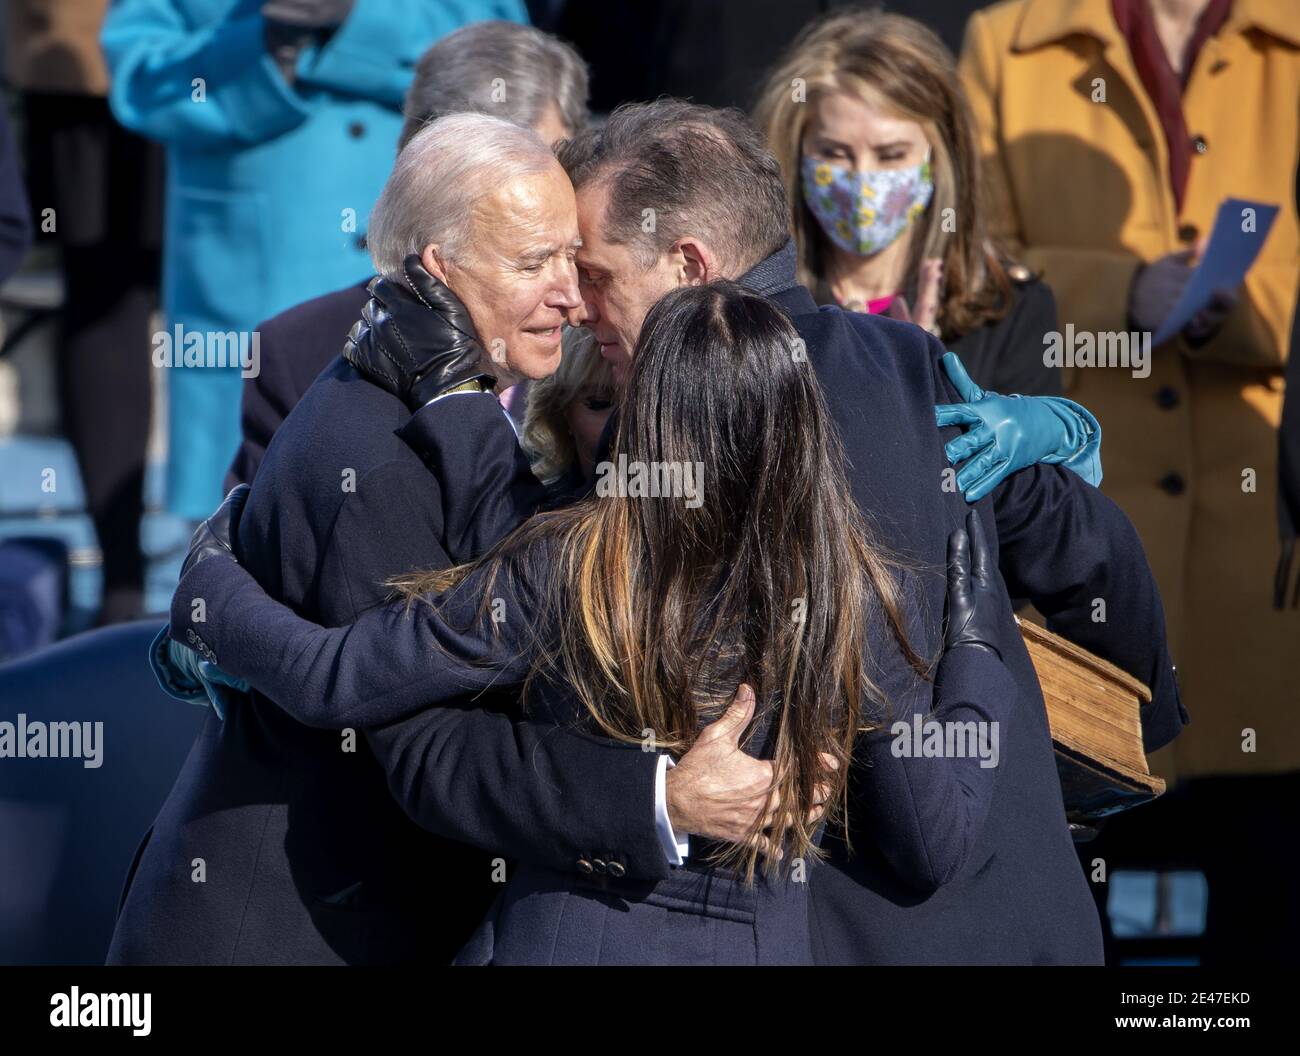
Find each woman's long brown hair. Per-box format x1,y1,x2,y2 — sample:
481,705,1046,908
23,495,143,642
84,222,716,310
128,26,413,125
396,283,925,881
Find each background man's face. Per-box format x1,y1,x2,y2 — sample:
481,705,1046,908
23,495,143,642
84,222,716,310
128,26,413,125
442,162,582,383
572,181,683,387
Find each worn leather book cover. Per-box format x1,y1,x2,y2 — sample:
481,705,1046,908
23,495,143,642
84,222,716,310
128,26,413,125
1018,618,1166,820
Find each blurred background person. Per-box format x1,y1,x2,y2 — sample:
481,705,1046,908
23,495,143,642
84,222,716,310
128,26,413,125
521,325,613,492
960,0,1300,963
0,100,31,283
7,0,160,625
225,18,589,487
101,0,527,524
755,10,1062,397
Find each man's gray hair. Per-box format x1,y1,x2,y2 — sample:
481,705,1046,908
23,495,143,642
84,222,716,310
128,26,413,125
368,113,557,279
554,100,791,277
399,21,589,150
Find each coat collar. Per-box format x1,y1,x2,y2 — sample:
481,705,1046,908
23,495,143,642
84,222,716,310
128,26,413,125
1013,0,1122,52
736,240,819,315
736,239,800,298
1227,0,1300,48
1013,0,1300,53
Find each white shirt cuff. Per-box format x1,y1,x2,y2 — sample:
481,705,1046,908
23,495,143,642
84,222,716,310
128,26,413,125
654,753,690,865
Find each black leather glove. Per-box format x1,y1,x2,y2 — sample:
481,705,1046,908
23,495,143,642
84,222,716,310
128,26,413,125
181,484,249,580
944,510,1002,659
343,254,496,411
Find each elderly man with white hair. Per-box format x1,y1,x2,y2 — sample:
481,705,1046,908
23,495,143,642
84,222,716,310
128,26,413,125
114,113,775,966
225,19,592,487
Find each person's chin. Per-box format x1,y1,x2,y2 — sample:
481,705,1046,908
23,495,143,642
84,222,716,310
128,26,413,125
506,328,563,379
510,349,564,381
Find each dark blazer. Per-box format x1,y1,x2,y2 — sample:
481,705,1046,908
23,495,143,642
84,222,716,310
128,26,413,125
780,267,1183,964
586,249,1180,964
168,246,1184,965
109,363,669,965
167,482,1021,965
813,270,1063,397
224,281,371,490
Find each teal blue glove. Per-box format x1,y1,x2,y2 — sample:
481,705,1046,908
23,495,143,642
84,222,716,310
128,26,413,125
934,352,1102,503
148,626,249,721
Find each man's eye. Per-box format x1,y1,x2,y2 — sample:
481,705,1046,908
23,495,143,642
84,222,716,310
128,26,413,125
522,262,546,274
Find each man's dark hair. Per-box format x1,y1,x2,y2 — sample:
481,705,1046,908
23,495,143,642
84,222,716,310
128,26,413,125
555,100,791,276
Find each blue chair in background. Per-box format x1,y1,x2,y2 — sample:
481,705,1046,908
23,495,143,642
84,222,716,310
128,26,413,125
0,619,204,964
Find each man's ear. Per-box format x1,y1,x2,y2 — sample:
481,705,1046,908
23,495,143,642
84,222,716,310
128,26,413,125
675,237,717,286
420,244,452,284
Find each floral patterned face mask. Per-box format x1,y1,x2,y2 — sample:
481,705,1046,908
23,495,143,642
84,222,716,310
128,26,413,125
800,152,934,257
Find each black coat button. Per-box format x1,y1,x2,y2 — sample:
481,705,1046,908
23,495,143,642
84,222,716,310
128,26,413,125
1177,223,1198,243
607,860,626,878
591,858,607,874
1158,472,1186,496
348,121,366,139
576,858,593,874
1155,386,1180,409
1191,134,1208,154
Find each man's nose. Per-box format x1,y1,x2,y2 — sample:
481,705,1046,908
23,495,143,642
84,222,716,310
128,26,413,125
567,294,594,327
551,266,589,325
546,262,582,316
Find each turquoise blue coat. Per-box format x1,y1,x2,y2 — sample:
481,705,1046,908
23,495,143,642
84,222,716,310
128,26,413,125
102,0,526,518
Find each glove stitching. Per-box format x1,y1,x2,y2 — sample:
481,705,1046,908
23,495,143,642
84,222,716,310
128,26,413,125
345,333,400,388
402,258,436,311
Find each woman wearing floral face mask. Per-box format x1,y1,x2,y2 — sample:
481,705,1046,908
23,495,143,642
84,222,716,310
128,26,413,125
756,9,1103,500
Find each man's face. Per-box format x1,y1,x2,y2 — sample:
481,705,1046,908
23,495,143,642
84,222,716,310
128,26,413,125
572,181,683,388
439,161,582,383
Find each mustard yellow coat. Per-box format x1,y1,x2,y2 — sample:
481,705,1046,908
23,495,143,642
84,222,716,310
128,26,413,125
960,0,1300,781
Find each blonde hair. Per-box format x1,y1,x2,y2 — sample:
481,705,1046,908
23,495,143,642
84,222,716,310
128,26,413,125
522,327,615,482
753,8,1011,337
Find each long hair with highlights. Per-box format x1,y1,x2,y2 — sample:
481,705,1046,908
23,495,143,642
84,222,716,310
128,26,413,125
396,282,925,880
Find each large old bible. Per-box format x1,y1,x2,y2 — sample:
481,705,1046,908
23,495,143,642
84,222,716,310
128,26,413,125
1018,618,1165,821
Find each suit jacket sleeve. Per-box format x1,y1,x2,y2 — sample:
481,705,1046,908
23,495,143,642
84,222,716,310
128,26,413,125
851,573,1019,893
173,515,670,880
991,462,1187,753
